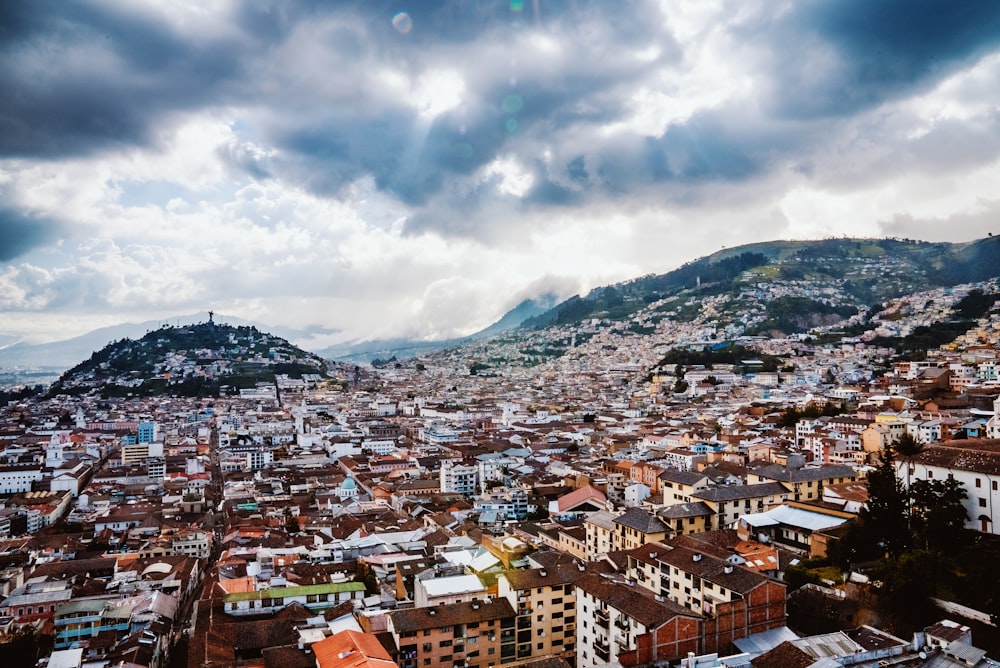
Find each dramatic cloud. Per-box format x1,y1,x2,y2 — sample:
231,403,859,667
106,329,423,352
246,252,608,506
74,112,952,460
1,0,999,348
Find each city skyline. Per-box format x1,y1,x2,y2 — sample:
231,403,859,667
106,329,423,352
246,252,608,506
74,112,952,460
2,0,1000,348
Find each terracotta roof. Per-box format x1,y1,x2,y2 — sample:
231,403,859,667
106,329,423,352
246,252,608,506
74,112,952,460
556,484,607,512
657,502,713,519
649,543,775,595
313,629,396,668
752,464,857,483
657,469,708,485
751,640,815,668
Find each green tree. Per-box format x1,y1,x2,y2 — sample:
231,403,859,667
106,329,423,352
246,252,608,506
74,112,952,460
892,432,924,528
875,550,941,628
857,448,910,558
910,478,968,552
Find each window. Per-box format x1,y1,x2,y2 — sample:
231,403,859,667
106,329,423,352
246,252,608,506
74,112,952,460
928,470,934,479
977,478,982,488
980,498,987,508
994,480,999,491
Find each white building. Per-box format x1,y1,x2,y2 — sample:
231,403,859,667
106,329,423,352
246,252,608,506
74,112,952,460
440,462,478,495
899,441,1000,535
0,466,43,495
413,573,486,608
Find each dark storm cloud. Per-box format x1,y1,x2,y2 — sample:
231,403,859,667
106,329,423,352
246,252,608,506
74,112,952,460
0,1,257,157
5,0,999,247
753,0,1000,119
0,208,65,261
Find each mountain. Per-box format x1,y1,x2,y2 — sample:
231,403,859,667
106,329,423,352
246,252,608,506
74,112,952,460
522,236,1000,332
7,236,999,377
48,320,329,398
472,294,561,338
0,312,336,372
316,294,560,362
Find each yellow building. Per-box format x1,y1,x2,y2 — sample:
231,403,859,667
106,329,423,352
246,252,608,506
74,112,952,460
496,563,580,664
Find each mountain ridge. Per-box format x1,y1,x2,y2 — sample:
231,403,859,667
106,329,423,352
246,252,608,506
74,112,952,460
4,235,999,376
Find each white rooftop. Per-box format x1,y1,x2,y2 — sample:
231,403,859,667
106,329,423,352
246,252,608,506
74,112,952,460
741,505,848,532
420,574,486,598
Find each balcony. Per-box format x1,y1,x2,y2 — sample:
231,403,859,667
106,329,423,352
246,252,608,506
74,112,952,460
595,642,610,662
594,608,609,628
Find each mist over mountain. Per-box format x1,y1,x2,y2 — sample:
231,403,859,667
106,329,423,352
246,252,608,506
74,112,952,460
3,236,999,376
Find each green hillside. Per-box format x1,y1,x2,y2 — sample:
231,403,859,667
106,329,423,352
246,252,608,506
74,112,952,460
522,236,1000,332
48,321,329,398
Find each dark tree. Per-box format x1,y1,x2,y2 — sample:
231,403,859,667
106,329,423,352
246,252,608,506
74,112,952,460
910,478,969,552
857,448,910,558
893,432,924,528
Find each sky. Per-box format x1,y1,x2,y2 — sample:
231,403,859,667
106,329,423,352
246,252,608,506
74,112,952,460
2,0,1000,350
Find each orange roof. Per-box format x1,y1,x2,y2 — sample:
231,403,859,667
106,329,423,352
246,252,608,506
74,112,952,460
313,629,395,668
557,484,607,512
216,576,256,594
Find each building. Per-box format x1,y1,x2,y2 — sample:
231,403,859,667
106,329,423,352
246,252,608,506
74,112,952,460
897,439,1000,534
690,483,790,531
413,573,487,608
440,462,478,495
0,466,43,495
221,581,366,616
748,464,857,502
575,569,701,668
625,541,787,654
386,598,517,668
496,564,580,664
612,508,670,551
584,510,618,560
313,629,397,668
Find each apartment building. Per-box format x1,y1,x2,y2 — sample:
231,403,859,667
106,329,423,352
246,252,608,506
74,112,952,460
748,464,857,502
496,563,580,664
575,570,701,668
584,510,618,560
612,508,670,551
691,483,790,530
656,469,711,505
387,599,517,668
625,542,787,654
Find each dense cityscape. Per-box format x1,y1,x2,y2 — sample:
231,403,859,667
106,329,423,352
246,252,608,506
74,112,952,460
0,248,999,668
5,3,1000,668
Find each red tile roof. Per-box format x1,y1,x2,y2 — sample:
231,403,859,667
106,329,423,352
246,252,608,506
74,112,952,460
313,629,396,668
